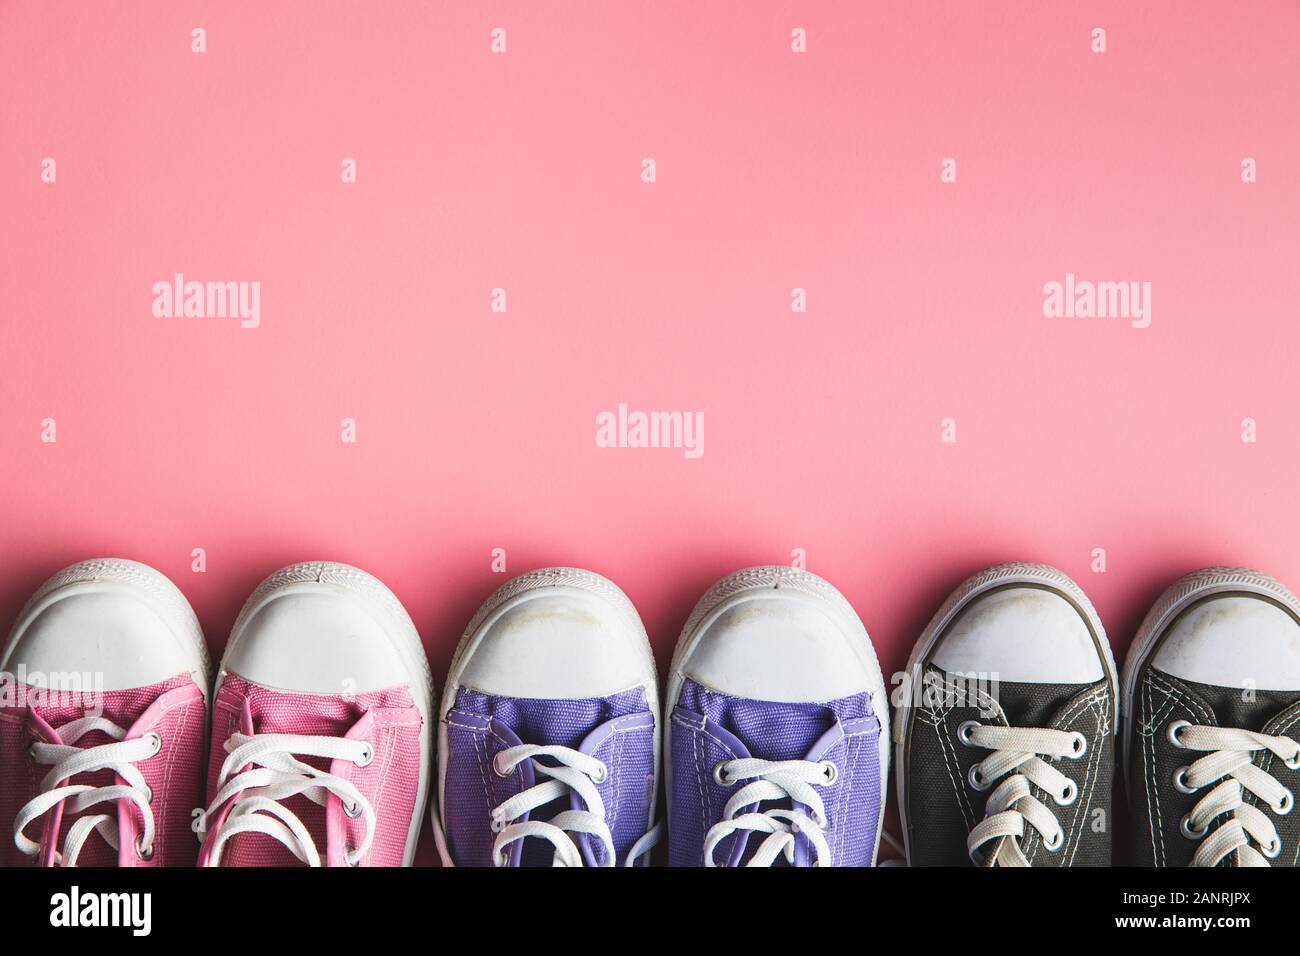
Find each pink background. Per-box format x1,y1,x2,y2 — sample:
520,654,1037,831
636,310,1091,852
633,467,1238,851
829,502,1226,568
3,2,1299,860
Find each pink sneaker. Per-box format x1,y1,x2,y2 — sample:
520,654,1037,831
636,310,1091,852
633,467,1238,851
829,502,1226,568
197,562,433,867
1,559,210,867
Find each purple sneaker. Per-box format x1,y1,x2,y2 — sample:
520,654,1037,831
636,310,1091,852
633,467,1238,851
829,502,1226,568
434,568,661,867
666,567,889,866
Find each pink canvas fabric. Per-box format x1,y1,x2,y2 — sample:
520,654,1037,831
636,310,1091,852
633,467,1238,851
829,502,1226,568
199,675,423,867
0,673,206,867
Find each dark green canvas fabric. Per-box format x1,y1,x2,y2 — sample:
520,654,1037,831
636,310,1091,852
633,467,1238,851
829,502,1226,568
1127,668,1300,867
902,668,1114,866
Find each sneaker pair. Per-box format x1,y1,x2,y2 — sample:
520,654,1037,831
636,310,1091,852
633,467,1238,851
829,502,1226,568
2,559,432,867
435,566,891,866
895,562,1300,867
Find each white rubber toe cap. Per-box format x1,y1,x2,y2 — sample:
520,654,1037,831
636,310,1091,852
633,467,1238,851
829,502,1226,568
459,588,652,699
5,586,196,692
225,587,409,695
1151,595,1300,691
681,590,875,703
931,586,1104,684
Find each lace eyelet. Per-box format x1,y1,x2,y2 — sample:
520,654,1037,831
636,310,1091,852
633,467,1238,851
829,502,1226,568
1275,789,1294,816
1167,720,1191,748
135,836,154,861
968,763,990,791
1173,766,1197,795
142,785,154,804
1043,829,1064,851
818,760,839,785
713,762,733,787
1262,837,1282,859
355,743,374,768
591,762,609,784
1286,750,1300,772
1180,814,1208,840
143,731,162,756
492,755,511,778
1068,732,1088,758
26,741,38,763
1055,779,1078,806
344,801,362,819
345,844,360,867
957,720,980,746
490,815,506,833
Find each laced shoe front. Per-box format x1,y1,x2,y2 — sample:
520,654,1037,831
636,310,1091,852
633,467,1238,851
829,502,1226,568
436,568,662,867
197,562,432,867
1,560,209,867
896,563,1118,867
1124,568,1300,867
665,567,889,867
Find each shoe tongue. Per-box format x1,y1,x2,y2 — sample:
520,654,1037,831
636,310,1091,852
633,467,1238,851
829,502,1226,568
680,686,843,868
1160,672,1300,733
497,700,618,868
953,674,1087,729
220,695,361,867
694,690,838,760
27,676,191,867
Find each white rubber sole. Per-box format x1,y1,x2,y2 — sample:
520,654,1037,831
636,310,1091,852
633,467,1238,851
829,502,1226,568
1,557,210,696
432,566,659,867
892,561,1117,866
1119,566,1300,781
215,561,433,867
664,565,890,866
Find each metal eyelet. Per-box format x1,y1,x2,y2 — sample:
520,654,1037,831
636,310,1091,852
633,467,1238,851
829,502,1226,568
590,762,609,784
957,720,980,746
1055,779,1078,806
135,836,154,861
344,801,362,819
1068,732,1088,758
1173,766,1198,794
492,755,511,778
143,731,162,756
1167,720,1191,748
355,743,374,767
818,761,839,785
1180,814,1208,840
1044,829,1064,851
490,814,506,833
1262,837,1282,859
1275,789,1294,816
713,762,733,786
1285,750,1300,772
345,845,360,867
968,763,990,791
142,785,154,804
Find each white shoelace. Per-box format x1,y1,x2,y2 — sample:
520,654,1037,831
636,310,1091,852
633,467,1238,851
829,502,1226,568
1168,722,1300,867
202,732,376,867
962,723,1087,866
490,743,660,867
14,716,161,867
704,757,838,867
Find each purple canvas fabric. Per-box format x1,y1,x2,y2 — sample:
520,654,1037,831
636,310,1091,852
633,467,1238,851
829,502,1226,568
443,686,656,866
669,678,882,866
